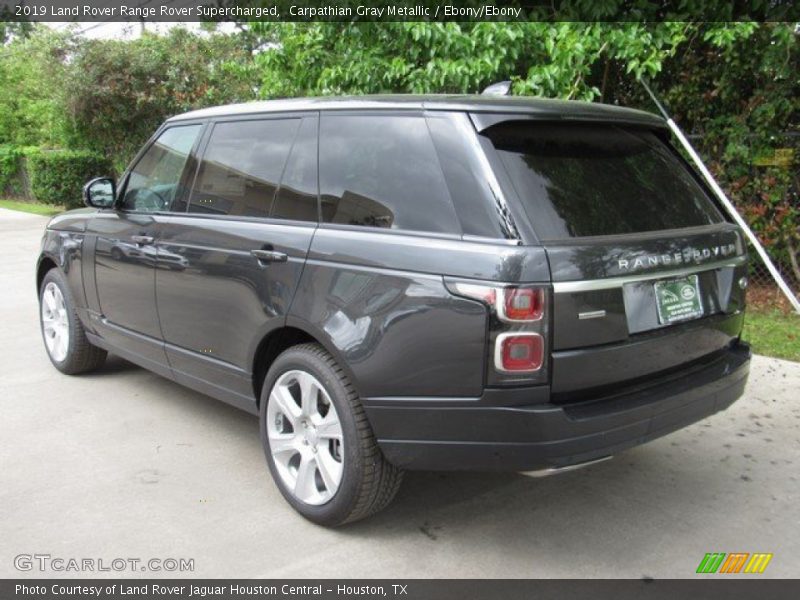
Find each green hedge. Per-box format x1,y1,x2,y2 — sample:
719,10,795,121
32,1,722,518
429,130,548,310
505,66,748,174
27,149,112,208
0,145,42,198
0,144,24,196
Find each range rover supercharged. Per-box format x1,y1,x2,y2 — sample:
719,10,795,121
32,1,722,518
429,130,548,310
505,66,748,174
36,95,750,525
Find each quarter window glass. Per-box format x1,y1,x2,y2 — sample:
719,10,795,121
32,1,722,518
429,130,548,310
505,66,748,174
319,115,460,234
189,119,300,217
122,125,201,213
427,114,508,239
272,117,318,222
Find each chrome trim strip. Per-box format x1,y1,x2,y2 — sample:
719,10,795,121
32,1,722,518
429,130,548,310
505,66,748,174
461,234,521,246
553,256,747,294
578,310,606,320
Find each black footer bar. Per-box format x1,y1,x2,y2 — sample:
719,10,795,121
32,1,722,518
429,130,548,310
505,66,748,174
3,579,800,600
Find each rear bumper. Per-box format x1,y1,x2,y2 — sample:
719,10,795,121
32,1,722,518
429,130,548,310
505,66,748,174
365,342,751,471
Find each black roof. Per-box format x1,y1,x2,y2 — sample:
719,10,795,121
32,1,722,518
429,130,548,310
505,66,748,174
169,94,665,129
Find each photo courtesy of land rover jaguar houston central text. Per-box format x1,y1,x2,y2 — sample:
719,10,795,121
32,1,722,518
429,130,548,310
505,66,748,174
36,95,751,525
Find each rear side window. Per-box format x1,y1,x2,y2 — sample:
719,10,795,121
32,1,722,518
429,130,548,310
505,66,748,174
271,117,318,222
189,118,300,218
484,122,724,239
319,114,460,234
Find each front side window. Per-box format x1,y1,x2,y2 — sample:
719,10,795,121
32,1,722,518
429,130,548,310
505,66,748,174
319,114,460,234
484,122,724,239
121,125,202,213
188,118,300,218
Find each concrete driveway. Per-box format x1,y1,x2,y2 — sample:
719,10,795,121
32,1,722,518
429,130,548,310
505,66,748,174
1,207,798,579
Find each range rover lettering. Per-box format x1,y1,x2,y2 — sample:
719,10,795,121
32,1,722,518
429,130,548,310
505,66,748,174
36,95,751,525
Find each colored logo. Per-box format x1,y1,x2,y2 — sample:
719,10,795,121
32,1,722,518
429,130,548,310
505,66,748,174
696,552,773,574
680,284,696,300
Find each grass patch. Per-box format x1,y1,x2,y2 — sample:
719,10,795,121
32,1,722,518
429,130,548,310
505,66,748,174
0,199,63,217
742,310,800,362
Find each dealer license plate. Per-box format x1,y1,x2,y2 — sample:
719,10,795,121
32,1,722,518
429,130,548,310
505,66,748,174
654,275,704,324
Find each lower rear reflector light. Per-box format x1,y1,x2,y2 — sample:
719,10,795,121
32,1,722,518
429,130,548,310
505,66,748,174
495,333,543,372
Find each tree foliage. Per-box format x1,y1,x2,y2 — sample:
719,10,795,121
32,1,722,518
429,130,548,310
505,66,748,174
0,20,33,45
61,27,256,170
249,22,689,99
27,149,111,209
0,24,256,188
246,21,798,279
0,25,71,147
0,20,796,278
644,23,799,280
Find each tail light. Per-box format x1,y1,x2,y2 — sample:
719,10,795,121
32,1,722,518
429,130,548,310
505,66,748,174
448,283,544,324
446,280,549,381
499,288,543,322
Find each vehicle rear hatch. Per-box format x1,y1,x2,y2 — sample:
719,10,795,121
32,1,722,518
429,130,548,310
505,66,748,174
475,116,747,401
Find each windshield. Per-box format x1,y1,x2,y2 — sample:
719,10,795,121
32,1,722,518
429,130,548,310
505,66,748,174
483,122,724,240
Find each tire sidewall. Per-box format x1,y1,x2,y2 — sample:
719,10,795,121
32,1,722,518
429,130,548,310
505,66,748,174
259,346,363,526
39,269,79,372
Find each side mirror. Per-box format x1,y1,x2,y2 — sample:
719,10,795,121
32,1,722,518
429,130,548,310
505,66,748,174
83,177,116,209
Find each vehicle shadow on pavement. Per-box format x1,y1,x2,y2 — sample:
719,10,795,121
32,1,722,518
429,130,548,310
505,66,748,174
338,440,743,551
84,354,143,376
345,465,633,533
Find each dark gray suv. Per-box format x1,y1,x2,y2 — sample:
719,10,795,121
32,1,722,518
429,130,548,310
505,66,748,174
36,95,750,525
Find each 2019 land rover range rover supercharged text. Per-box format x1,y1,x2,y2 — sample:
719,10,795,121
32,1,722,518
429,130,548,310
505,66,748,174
36,95,751,525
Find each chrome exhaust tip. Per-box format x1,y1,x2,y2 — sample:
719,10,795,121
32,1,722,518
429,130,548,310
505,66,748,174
520,455,613,478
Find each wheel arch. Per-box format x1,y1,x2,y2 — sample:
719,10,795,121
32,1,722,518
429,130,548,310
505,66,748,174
251,319,360,407
36,254,59,295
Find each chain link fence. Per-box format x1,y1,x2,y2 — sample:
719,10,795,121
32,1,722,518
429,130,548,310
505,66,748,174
685,133,800,315
744,135,799,315
746,249,799,314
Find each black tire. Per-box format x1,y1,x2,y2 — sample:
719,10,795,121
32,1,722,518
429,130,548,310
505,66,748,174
259,343,403,526
39,268,107,375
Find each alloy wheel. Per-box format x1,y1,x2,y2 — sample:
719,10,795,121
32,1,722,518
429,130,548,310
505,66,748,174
41,282,69,363
266,369,344,505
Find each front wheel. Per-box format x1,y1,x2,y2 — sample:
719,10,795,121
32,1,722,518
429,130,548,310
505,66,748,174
39,268,107,374
260,343,403,526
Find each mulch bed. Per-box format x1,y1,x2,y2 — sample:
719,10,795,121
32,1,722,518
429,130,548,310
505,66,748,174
747,284,798,314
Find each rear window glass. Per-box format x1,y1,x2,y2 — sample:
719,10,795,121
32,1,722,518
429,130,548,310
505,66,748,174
484,122,724,239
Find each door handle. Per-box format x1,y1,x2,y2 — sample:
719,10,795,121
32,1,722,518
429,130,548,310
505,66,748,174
131,235,154,245
251,249,288,264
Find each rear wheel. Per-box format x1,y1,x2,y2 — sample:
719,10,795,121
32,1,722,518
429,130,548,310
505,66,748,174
39,269,106,374
260,343,403,526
